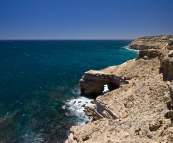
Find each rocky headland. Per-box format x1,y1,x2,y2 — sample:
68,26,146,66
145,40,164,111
65,35,173,143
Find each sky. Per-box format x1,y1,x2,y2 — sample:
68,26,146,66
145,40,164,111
0,0,173,40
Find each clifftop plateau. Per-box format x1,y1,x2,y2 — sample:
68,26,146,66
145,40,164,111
129,35,173,50
66,35,173,143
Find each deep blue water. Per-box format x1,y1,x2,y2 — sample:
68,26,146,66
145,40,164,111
0,40,138,142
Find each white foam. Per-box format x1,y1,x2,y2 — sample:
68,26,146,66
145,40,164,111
0,111,17,123
71,87,81,95
65,96,95,126
22,131,37,143
121,45,139,53
102,84,109,94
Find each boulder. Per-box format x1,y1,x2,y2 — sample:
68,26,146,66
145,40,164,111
149,120,163,131
168,50,173,57
168,40,173,46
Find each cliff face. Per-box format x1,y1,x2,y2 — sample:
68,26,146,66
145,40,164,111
130,35,173,81
79,69,128,96
66,35,173,143
129,35,173,50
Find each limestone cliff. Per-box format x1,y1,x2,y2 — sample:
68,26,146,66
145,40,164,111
66,35,173,143
129,35,173,50
79,69,127,96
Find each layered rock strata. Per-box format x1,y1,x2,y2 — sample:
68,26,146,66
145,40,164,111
129,35,173,50
66,35,173,143
79,69,128,96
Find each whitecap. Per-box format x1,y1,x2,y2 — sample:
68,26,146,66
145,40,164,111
102,84,109,95
21,131,36,143
121,45,139,53
65,96,95,126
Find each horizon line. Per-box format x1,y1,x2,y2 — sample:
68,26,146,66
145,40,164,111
0,38,135,41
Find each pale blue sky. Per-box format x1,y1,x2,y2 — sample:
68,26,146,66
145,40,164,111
0,0,173,39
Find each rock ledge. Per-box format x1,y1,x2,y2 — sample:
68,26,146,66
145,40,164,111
65,35,173,143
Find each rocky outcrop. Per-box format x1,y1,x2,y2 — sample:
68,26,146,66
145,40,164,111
79,70,127,96
96,98,120,119
130,35,173,81
66,35,173,143
129,35,173,50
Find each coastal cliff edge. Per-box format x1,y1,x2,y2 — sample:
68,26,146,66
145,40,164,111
65,35,173,143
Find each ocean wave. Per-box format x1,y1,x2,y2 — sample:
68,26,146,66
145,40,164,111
121,45,139,53
71,87,81,95
65,96,95,126
22,131,36,143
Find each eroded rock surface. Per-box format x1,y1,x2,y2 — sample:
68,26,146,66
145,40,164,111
129,35,173,50
79,70,127,96
66,35,173,143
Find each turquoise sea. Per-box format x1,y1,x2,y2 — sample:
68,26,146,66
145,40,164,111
0,40,138,142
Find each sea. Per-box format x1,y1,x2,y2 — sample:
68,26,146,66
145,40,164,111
0,40,138,143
